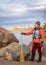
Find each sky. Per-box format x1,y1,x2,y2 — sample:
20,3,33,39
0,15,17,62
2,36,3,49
0,0,46,28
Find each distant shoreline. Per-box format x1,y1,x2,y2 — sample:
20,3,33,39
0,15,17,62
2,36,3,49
9,27,33,32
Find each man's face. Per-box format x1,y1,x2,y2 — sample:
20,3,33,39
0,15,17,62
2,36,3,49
35,24,40,28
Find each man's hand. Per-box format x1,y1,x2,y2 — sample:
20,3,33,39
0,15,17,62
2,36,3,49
40,41,43,47
21,32,26,35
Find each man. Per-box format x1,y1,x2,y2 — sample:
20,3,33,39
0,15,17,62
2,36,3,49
21,21,44,62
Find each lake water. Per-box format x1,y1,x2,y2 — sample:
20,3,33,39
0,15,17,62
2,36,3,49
13,32,32,45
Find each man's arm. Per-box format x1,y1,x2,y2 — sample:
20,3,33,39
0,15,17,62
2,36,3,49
25,29,34,35
21,28,34,35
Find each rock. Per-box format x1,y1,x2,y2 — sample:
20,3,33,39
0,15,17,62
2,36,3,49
0,32,4,42
12,44,31,60
5,42,19,51
0,47,6,57
6,33,19,43
0,57,5,61
43,39,46,57
2,39,8,47
3,49,13,60
0,26,19,48
0,26,9,33
0,42,19,60
43,23,46,39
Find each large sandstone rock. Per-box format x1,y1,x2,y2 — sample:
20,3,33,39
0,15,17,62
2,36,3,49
43,39,46,57
3,32,19,44
0,26,10,33
43,23,46,39
0,43,31,61
0,42,19,60
3,49,13,60
0,27,19,48
12,44,31,60
5,42,19,51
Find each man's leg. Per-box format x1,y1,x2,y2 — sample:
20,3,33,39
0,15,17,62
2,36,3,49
29,43,37,61
37,44,42,62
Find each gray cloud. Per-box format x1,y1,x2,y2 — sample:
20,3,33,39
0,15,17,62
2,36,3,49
0,0,46,27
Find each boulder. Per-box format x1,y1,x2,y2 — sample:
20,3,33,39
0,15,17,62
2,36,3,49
43,39,46,57
0,42,19,60
43,23,46,39
0,26,9,33
12,44,31,60
3,49,13,60
5,42,19,51
2,39,8,47
0,47,6,57
0,26,19,48
5,33,19,43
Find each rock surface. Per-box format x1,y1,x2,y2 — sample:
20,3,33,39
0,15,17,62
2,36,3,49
12,44,31,60
0,26,19,48
0,42,19,60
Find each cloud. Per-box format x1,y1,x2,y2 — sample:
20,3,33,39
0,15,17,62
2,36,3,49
36,0,46,5
0,4,45,17
0,0,46,27
0,0,46,17
0,3,28,17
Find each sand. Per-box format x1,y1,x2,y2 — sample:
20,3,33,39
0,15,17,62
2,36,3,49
0,61,46,65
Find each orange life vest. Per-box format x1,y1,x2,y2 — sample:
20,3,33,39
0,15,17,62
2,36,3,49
26,28,44,43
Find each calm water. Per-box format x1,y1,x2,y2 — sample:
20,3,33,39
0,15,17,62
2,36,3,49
13,32,32,45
